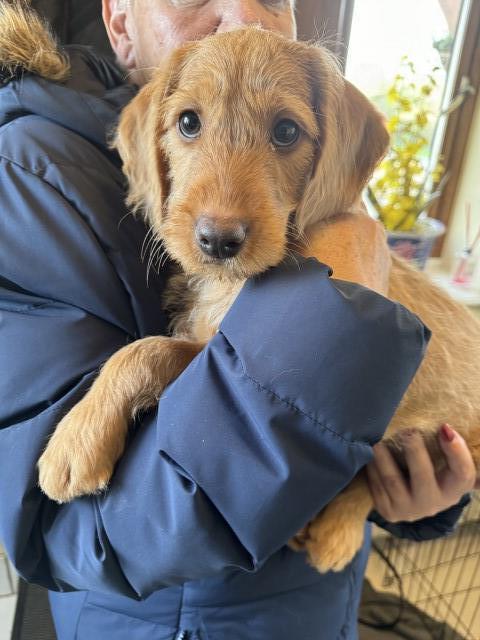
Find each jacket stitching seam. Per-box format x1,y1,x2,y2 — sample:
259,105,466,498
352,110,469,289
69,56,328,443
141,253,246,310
0,153,103,192
242,369,371,450
0,148,117,175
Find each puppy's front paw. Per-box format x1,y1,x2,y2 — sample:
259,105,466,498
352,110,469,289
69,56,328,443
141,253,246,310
304,509,366,573
38,401,126,503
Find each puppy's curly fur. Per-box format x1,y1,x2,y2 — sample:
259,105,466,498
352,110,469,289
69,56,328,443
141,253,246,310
30,27,480,572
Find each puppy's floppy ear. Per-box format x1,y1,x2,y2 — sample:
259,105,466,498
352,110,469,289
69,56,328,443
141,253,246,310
114,44,195,221
115,82,165,220
296,47,389,231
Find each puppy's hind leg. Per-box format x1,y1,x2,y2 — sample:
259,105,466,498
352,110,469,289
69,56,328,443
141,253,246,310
38,337,203,503
304,472,374,573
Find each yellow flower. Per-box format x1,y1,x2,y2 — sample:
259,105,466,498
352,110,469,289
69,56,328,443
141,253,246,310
369,57,444,231
416,111,428,127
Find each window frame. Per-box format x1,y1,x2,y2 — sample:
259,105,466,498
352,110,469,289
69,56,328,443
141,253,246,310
429,0,480,254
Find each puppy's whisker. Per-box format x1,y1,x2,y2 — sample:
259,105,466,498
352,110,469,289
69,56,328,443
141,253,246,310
117,210,134,230
145,234,164,283
286,221,308,250
287,219,306,238
287,242,306,256
141,227,157,263
288,233,308,249
158,248,170,270
284,247,302,268
140,230,151,262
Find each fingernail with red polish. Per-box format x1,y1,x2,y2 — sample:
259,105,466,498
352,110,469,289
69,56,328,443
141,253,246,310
441,423,455,442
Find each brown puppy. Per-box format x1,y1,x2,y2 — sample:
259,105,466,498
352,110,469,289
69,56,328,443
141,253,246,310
38,28,480,574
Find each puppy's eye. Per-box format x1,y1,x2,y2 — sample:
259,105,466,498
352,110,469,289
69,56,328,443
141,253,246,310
178,111,201,138
272,119,300,147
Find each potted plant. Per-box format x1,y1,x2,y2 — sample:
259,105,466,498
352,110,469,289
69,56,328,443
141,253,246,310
367,58,446,269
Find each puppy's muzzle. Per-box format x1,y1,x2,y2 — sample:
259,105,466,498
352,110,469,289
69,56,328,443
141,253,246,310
195,216,247,260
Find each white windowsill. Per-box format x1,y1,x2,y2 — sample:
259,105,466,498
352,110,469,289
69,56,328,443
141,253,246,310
425,258,480,308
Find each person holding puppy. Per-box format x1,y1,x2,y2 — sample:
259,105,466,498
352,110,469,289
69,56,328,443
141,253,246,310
0,2,475,639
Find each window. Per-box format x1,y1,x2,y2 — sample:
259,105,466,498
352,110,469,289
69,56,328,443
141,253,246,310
296,0,480,244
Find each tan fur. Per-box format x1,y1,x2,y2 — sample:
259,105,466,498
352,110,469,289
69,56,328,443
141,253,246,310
33,25,480,573
0,1,69,82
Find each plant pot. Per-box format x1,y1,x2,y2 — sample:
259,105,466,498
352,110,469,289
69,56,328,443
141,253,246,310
387,217,446,270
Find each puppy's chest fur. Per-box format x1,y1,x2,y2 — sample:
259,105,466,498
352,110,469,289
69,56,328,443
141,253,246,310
164,272,244,343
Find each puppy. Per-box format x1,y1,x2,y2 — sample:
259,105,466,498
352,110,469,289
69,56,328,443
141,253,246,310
38,27,480,574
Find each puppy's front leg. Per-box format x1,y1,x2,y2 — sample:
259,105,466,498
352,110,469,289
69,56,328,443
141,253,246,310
38,337,202,503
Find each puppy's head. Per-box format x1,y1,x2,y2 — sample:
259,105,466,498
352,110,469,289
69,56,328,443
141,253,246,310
115,28,388,280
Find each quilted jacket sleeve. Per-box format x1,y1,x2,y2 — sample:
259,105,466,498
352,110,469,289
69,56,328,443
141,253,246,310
0,141,441,599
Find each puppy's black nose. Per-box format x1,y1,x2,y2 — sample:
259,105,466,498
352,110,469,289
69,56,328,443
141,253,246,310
195,216,247,259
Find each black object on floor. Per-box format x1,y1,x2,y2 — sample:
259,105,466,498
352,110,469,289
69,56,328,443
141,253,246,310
11,579,57,640
359,579,466,640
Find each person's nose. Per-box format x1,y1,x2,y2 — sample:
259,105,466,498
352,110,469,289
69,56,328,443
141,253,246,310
215,0,265,32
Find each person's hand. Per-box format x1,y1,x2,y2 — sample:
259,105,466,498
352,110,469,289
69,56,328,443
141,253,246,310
366,424,477,523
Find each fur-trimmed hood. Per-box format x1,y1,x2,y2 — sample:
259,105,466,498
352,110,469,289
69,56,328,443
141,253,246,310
0,2,136,150
0,1,70,84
